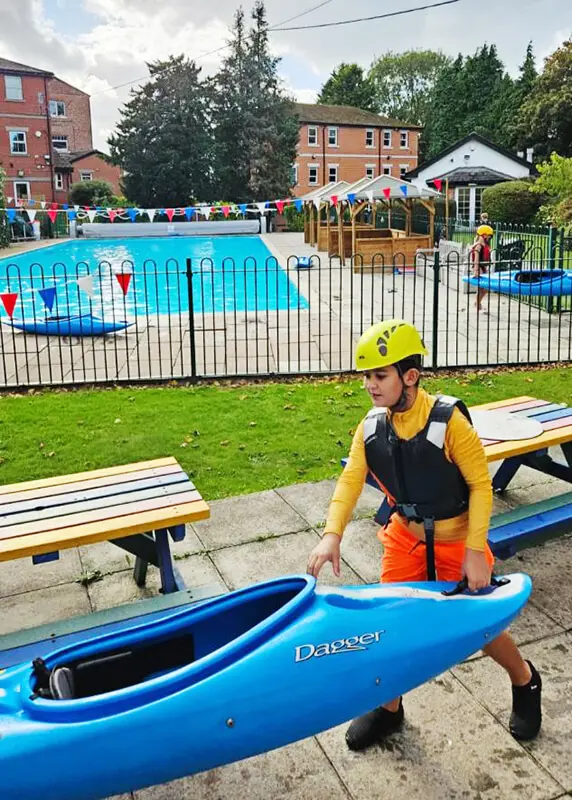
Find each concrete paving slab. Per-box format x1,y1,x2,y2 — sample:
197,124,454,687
275,479,381,529
0,581,91,636
453,632,572,791
132,737,350,800
499,479,572,509
336,518,383,585
317,671,562,800
0,547,82,599
196,490,308,550
211,529,362,590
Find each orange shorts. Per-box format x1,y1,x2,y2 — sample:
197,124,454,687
378,519,494,584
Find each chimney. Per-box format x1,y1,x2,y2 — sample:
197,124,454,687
526,147,534,163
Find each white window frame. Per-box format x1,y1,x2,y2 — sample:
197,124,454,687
365,164,375,180
55,173,64,191
291,164,298,186
5,75,23,101
383,164,392,176
399,164,409,178
9,130,27,154
52,135,69,152
79,170,93,182
365,128,375,148
49,100,66,117
328,165,338,183
400,130,409,149
308,125,318,146
327,126,338,147
13,181,31,202
308,164,319,185
383,129,392,148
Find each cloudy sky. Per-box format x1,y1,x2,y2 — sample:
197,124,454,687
1,0,570,150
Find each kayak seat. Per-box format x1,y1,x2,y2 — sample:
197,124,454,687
49,666,75,700
515,270,563,284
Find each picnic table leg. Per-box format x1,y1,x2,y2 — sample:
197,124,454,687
133,556,149,587
492,457,522,493
155,528,185,594
562,442,572,469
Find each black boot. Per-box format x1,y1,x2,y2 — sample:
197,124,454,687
345,698,404,751
510,660,542,741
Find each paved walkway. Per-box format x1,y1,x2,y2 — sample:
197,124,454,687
1,460,571,800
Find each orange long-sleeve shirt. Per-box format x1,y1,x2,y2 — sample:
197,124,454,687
324,388,493,551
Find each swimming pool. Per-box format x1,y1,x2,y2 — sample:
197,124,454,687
0,236,308,319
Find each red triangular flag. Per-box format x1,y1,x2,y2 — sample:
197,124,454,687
383,187,391,199
275,200,285,214
221,205,230,218
0,292,18,319
108,210,117,223
433,179,443,192
47,209,57,223
166,208,175,222
50,202,58,210
330,195,338,206
115,272,132,295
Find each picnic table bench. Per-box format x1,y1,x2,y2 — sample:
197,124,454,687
343,395,572,561
0,457,210,595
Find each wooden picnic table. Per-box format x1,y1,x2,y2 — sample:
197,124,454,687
0,457,209,595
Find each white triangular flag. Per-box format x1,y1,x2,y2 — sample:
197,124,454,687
87,209,97,223
41,200,46,209
366,190,374,203
147,209,156,222
27,210,37,223
202,206,211,219
77,275,94,297
313,198,320,209
74,205,80,212
256,202,266,214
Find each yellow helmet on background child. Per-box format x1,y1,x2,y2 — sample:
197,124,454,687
477,224,494,237
355,319,428,371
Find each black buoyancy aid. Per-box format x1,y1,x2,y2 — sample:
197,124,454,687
363,394,472,525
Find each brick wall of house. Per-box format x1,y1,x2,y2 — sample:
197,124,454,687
0,72,54,203
71,152,123,196
293,123,420,197
48,77,93,153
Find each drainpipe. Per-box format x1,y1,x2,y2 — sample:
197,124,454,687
378,127,381,175
322,125,326,186
43,75,55,202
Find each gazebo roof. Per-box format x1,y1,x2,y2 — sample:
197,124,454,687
337,174,440,202
300,181,350,203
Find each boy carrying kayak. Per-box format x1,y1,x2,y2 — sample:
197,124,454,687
306,319,542,751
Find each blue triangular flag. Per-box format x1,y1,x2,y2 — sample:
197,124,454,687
239,203,248,216
347,193,356,205
67,210,77,220
184,207,194,220
294,199,302,212
38,286,57,313
63,203,69,210
128,208,138,222
29,199,36,206
400,185,408,197
7,208,17,223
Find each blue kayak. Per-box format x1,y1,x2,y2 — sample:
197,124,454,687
463,269,572,297
5,313,133,336
0,572,531,800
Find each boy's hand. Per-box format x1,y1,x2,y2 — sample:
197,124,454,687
307,533,341,579
463,548,491,591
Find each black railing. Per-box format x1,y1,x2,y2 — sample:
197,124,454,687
0,249,571,388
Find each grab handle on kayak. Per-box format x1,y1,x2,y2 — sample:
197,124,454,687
441,575,510,597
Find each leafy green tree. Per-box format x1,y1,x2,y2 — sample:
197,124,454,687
108,56,216,206
515,39,572,158
317,63,376,110
69,179,114,207
530,153,572,226
482,180,542,224
368,50,451,126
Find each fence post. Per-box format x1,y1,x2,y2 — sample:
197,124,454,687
547,225,555,271
432,248,440,370
185,258,197,380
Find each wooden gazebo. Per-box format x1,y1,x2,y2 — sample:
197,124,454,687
301,181,349,248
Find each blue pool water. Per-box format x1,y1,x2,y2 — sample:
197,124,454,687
0,236,308,319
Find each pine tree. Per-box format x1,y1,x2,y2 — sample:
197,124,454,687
318,64,376,110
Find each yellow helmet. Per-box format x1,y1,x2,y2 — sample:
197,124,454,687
477,224,494,237
355,319,428,371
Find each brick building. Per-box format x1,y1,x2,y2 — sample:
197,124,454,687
0,57,122,205
292,103,421,197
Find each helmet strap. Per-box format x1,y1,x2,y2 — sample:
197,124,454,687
390,363,410,412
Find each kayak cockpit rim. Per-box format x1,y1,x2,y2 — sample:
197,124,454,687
24,574,316,722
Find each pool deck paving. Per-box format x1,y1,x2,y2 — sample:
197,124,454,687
1,233,571,387
1,457,571,800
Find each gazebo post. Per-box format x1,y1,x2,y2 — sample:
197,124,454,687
417,198,436,245
337,200,345,265
326,200,331,255
303,202,308,243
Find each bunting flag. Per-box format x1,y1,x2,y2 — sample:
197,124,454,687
399,185,408,197
127,208,138,223
146,209,156,222
67,210,77,221
27,209,37,223
294,199,302,212
256,202,266,214
115,272,132,296
222,205,230,218
383,187,391,200
366,190,374,203
201,206,211,219
63,203,69,210
74,205,80,212
6,197,13,205
47,209,57,223
166,208,175,222
87,209,98,223
7,209,16,223
238,203,247,216
275,200,285,214
0,292,18,319
347,193,356,205
108,210,117,223
50,202,57,211
433,179,443,192
38,286,57,313
77,275,94,297
184,207,194,220
313,198,321,209
29,199,35,206
330,195,338,206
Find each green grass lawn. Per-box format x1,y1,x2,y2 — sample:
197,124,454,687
1,366,570,501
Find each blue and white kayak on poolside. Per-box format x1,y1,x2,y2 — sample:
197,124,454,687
0,572,531,800
4,313,133,336
463,269,572,297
